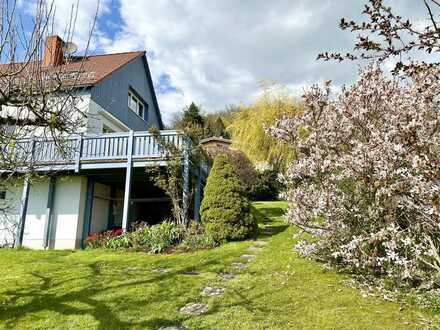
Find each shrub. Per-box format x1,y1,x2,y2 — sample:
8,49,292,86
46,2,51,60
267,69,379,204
179,222,219,250
142,221,185,253
415,290,440,312
200,154,257,241
86,229,123,249
248,169,282,201
86,222,184,253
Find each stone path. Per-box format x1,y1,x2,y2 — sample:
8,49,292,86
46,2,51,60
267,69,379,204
182,270,199,276
179,303,209,315
241,254,256,261
152,268,171,273
174,226,271,329
231,262,248,270
218,271,236,280
123,266,139,273
201,287,224,296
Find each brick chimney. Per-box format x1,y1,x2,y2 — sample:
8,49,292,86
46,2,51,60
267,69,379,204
43,35,64,67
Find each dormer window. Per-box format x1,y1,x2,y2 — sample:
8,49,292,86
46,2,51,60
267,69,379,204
128,90,147,119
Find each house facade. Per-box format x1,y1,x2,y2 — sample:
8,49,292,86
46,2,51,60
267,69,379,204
0,36,203,249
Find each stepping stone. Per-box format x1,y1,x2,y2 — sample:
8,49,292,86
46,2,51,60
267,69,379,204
263,229,272,235
123,266,139,273
201,287,224,296
152,268,171,273
248,246,263,252
218,272,236,280
254,241,267,246
182,270,199,276
232,262,248,270
179,303,209,315
158,327,187,330
241,254,256,261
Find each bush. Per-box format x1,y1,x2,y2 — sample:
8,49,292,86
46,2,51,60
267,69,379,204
415,290,440,312
86,222,184,253
142,221,185,253
248,169,282,201
86,229,123,249
179,223,219,250
200,154,257,241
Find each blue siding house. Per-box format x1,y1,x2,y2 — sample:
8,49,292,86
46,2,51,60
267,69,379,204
0,36,204,249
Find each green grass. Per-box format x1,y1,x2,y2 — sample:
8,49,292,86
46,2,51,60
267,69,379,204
0,201,439,329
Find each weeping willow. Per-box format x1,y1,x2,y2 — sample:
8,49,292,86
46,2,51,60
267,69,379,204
227,84,300,171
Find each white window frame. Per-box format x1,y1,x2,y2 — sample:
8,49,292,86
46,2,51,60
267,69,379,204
128,90,146,119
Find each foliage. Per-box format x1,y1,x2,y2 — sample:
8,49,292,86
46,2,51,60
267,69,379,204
179,222,219,251
171,102,205,143
248,169,282,201
205,116,230,139
227,84,298,171
146,127,194,226
171,103,232,140
200,154,257,241
86,229,123,249
270,65,440,289
415,290,440,313
86,222,184,253
141,221,185,253
318,0,440,74
204,145,258,191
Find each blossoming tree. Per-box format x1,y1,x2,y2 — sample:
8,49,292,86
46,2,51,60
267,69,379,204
270,64,440,286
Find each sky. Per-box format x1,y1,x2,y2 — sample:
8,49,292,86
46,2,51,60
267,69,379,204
19,0,430,124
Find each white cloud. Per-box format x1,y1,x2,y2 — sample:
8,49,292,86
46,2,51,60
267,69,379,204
28,0,428,125
23,0,110,51
100,0,358,123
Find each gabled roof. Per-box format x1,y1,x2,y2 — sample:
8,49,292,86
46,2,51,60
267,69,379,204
0,51,145,87
66,51,146,86
0,50,164,129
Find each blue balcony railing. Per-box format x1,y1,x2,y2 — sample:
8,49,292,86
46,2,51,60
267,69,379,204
5,130,188,171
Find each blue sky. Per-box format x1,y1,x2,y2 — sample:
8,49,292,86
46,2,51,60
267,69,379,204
19,0,428,124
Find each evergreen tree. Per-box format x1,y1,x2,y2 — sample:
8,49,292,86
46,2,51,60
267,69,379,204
200,154,257,241
182,102,204,128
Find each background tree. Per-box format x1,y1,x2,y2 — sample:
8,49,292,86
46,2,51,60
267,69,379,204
205,116,230,138
171,102,205,143
227,84,299,171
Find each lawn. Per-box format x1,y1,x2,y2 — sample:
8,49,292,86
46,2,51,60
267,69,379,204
0,201,439,329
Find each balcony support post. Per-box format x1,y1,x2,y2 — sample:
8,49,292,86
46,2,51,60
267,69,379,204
122,131,134,232
15,175,31,248
43,176,56,249
81,177,94,249
75,135,83,173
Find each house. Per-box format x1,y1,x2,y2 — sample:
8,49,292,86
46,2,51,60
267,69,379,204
0,36,204,249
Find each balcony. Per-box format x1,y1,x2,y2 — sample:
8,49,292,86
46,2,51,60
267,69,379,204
7,130,190,172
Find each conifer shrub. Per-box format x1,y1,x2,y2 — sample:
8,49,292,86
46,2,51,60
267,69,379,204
200,154,257,241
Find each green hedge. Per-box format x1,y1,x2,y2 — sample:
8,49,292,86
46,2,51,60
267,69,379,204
200,154,257,241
